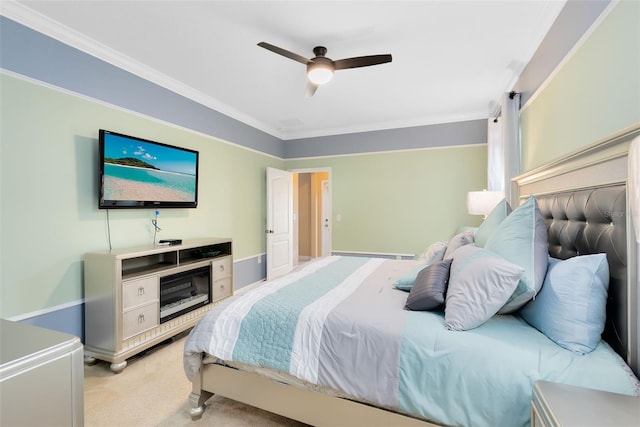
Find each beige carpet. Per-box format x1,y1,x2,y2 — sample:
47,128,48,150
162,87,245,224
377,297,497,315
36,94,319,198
83,332,309,426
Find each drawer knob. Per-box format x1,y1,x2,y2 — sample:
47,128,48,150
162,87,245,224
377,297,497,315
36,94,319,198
138,286,145,296
138,314,145,324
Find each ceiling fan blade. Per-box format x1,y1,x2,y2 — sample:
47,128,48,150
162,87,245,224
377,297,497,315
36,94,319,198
305,81,319,98
257,42,310,65
334,54,392,70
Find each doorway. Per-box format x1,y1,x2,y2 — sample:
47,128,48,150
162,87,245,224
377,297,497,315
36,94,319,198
291,168,331,266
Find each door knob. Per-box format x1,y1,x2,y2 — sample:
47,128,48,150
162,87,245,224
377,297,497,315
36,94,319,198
265,229,274,234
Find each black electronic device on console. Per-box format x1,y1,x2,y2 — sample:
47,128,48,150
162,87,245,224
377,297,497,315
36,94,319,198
159,239,182,246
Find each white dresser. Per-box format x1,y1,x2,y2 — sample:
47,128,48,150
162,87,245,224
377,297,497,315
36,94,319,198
0,320,84,426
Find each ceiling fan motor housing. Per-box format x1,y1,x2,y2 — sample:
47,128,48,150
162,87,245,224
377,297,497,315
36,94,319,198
313,46,328,57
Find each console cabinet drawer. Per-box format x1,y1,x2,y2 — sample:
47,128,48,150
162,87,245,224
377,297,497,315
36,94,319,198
212,256,232,280
122,276,158,310
212,277,232,301
123,303,159,339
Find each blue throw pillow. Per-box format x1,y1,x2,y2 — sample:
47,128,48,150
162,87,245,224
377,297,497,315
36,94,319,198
519,255,609,354
485,196,548,313
397,238,463,291
394,264,426,291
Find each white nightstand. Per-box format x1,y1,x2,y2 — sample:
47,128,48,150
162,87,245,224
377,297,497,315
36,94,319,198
531,380,640,427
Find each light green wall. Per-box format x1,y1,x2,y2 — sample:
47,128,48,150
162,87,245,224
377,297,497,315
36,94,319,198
0,74,283,318
0,73,487,319
286,145,487,255
520,0,640,171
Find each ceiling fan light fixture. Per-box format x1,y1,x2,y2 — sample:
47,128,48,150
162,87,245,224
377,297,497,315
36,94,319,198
307,62,334,85
257,42,392,97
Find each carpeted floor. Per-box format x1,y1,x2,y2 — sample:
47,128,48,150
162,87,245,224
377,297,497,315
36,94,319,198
83,332,308,426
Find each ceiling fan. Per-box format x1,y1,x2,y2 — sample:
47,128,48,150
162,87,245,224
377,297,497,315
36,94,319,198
257,42,392,97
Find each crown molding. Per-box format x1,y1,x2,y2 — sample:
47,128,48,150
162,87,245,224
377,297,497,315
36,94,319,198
0,1,285,139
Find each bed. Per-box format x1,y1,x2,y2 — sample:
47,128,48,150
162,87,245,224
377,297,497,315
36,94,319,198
183,124,640,427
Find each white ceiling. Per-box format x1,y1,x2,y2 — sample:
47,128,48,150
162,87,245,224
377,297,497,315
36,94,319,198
6,1,566,140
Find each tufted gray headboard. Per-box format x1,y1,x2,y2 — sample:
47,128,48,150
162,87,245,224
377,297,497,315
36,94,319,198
536,185,628,360
513,123,640,376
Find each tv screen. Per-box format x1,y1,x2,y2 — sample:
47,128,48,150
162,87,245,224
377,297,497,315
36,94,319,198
99,129,198,209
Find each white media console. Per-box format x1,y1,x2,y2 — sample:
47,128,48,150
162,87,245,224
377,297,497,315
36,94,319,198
83,238,233,373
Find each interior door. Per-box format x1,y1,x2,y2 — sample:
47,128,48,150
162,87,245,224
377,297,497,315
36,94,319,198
321,179,331,257
266,167,293,280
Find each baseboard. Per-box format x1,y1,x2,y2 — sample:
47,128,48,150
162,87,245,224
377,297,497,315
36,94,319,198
8,301,84,340
331,250,415,260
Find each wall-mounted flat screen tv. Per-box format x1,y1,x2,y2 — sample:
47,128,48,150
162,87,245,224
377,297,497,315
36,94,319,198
99,129,198,209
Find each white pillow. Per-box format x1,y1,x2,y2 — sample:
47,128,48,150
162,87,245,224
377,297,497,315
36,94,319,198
417,240,448,264
445,245,524,331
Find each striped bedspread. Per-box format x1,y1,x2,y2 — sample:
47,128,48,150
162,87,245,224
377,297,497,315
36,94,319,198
184,256,639,427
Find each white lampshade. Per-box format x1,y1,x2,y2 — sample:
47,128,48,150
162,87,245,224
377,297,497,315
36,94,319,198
467,190,504,216
307,61,334,85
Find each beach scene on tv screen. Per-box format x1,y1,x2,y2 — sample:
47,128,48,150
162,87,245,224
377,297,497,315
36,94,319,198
103,134,197,202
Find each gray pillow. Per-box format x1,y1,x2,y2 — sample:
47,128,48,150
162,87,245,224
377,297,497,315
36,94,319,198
445,245,524,331
404,259,453,311
443,231,474,260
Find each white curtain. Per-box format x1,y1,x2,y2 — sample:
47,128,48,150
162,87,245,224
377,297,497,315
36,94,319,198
502,92,520,205
487,118,503,191
486,92,521,204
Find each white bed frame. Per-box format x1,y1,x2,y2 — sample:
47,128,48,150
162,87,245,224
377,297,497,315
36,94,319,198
188,123,640,425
